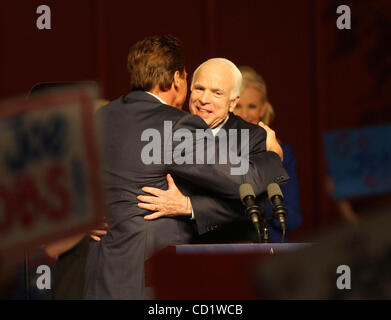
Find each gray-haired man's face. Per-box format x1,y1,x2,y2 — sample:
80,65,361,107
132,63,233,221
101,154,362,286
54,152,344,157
189,62,237,128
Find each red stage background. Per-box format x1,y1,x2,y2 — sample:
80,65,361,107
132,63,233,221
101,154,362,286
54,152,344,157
1,0,389,240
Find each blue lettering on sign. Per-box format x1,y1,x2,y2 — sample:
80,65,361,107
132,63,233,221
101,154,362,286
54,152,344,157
4,115,68,172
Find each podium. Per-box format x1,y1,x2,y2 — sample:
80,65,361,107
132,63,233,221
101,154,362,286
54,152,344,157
145,243,310,299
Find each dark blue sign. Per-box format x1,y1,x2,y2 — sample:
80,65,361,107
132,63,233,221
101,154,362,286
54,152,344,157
324,124,391,199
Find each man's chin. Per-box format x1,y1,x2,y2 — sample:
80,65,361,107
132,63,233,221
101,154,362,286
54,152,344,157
190,107,213,126
197,113,210,124
193,108,209,119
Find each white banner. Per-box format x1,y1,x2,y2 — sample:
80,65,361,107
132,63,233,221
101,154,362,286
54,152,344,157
0,87,105,254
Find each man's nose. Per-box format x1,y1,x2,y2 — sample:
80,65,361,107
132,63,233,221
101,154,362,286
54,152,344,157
199,90,210,104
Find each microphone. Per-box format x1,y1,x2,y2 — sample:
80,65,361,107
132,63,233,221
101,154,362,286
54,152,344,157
267,183,288,238
240,183,262,242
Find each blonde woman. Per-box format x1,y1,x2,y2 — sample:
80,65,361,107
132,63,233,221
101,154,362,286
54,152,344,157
234,66,302,239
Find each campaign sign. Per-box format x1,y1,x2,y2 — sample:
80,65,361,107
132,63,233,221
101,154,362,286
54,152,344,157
0,88,105,254
323,124,391,199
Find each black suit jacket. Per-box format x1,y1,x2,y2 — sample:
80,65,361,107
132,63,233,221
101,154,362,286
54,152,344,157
175,113,287,235
84,91,287,299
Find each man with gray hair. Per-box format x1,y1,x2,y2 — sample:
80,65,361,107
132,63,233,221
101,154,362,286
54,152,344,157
138,57,286,240
189,58,245,127
85,35,288,300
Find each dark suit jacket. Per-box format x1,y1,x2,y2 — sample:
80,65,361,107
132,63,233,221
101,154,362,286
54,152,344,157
190,140,302,243
84,91,288,299
174,114,275,233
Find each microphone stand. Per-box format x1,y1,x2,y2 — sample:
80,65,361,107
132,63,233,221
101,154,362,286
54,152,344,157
240,185,272,243
258,209,288,243
257,197,271,243
246,205,272,243
271,202,288,243
260,217,270,243
245,197,271,243
267,183,288,243
244,204,262,243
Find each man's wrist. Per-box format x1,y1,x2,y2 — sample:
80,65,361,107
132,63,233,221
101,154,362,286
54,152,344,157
184,196,192,215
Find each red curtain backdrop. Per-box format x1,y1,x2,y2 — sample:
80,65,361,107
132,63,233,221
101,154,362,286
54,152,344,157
1,0,389,240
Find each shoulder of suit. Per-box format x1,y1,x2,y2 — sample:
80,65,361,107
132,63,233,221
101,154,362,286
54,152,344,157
97,93,186,116
154,106,209,129
97,94,208,130
228,113,266,136
172,112,209,130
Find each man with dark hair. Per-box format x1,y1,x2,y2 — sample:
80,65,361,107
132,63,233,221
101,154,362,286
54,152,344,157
127,34,186,95
84,35,287,299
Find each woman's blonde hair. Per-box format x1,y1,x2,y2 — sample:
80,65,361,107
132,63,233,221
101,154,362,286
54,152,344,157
238,66,275,126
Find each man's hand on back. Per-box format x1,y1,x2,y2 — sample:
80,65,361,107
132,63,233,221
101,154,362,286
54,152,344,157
138,174,192,220
258,121,283,161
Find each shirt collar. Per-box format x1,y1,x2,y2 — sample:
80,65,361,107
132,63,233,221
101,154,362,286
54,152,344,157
145,91,168,105
211,115,229,136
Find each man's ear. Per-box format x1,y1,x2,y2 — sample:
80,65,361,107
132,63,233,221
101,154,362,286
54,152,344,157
173,71,182,89
229,96,240,112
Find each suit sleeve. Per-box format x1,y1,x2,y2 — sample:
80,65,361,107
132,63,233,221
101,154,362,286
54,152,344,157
192,146,301,236
167,114,289,200
190,193,245,235
188,124,290,235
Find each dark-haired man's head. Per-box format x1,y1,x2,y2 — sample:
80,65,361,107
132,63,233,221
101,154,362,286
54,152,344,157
127,35,187,109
